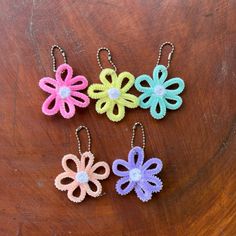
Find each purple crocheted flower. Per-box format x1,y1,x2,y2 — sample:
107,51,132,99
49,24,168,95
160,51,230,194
112,146,163,202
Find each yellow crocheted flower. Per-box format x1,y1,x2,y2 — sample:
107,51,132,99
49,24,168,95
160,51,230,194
88,68,139,122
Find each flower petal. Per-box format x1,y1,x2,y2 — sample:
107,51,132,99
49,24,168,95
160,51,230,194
115,176,135,195
99,68,117,87
153,65,168,84
62,154,80,173
54,172,75,191
112,159,130,177
59,100,75,119
150,97,167,119
39,77,57,94
128,146,144,169
139,93,154,109
106,101,125,122
134,183,152,202
85,179,102,197
164,92,183,110
42,94,60,116
90,161,110,180
116,72,135,92
135,74,154,92
69,91,90,108
88,84,108,99
164,77,185,95
95,97,111,114
118,93,139,108
56,63,73,85
142,176,163,193
69,75,88,91
142,158,163,175
80,151,95,172
67,182,86,203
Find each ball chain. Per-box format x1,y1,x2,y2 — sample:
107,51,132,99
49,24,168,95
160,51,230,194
156,41,175,69
75,126,91,155
96,47,117,72
131,122,146,150
50,45,67,73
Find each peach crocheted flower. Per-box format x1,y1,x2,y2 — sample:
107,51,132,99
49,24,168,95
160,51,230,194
55,152,110,203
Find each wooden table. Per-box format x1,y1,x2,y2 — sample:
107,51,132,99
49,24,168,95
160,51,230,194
1,0,235,235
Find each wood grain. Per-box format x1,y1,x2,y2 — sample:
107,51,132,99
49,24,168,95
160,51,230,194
0,0,235,235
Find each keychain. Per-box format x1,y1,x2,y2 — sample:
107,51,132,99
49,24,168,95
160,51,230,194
39,45,90,119
55,126,110,203
88,47,139,122
135,42,185,119
112,122,163,202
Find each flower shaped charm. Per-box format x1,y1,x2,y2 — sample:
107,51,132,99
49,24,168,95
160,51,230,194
135,65,185,119
112,146,163,202
39,63,90,119
55,152,110,203
88,68,139,122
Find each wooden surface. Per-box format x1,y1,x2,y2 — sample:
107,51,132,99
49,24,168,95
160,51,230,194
1,0,236,235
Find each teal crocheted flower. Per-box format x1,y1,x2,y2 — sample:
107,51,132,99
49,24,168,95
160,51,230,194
135,65,185,119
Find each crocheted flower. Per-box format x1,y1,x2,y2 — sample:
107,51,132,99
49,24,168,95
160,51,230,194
112,146,163,202
55,152,110,203
88,68,139,122
39,63,90,119
135,65,185,119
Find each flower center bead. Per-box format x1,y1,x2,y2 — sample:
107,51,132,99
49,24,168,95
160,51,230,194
58,86,71,99
129,168,142,182
108,88,120,99
154,85,166,96
75,171,89,184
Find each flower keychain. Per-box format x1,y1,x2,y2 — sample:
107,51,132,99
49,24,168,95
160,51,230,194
39,45,90,119
55,126,110,203
135,42,185,119
88,47,139,122
112,122,163,202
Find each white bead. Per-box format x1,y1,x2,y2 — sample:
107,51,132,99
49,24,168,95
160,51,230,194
108,87,120,99
75,171,89,184
129,168,142,182
154,85,166,96
58,86,71,99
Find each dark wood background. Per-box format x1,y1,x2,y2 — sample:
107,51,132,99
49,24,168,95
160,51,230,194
1,0,236,235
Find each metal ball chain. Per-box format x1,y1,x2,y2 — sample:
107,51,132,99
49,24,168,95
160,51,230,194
50,45,67,73
131,122,146,150
96,47,117,72
75,126,91,155
156,41,175,69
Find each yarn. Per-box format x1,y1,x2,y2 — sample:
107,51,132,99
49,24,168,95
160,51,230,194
88,68,139,122
112,146,163,202
135,65,185,119
55,152,110,203
39,63,90,119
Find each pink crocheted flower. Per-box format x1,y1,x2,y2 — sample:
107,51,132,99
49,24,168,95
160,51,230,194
55,152,110,203
39,63,90,119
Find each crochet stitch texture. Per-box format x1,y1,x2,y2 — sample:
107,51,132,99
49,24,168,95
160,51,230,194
55,152,110,203
39,63,90,119
88,68,139,122
112,146,163,202
135,65,185,119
